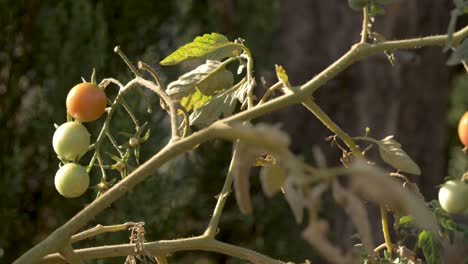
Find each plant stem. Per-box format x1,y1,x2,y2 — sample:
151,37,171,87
137,62,180,141
40,236,285,264
301,98,395,256
119,96,140,128
87,78,139,173
360,5,369,43
58,244,83,264
258,82,283,105
380,206,393,256
203,144,238,238
71,222,135,243
301,98,361,156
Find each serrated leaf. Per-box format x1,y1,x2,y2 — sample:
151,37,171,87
447,38,468,66
196,63,234,95
189,79,253,127
189,88,238,127
417,230,443,264
377,136,421,175
160,33,242,65
166,60,234,99
180,89,212,112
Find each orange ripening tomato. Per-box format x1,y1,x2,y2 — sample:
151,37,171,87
458,111,468,147
66,82,106,122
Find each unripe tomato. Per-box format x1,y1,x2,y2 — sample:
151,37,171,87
53,122,90,161
66,82,106,122
438,180,468,214
458,111,468,147
54,163,90,198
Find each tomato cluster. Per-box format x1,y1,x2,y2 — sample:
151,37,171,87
52,82,107,198
437,112,468,214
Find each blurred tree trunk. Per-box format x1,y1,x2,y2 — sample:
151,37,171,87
273,0,450,249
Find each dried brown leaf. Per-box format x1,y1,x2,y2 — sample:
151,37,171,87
332,180,375,254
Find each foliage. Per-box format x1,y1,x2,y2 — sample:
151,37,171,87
3,1,468,264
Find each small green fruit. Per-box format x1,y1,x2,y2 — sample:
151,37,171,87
54,163,90,198
438,180,468,214
53,122,90,161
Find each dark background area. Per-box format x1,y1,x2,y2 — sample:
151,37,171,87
0,0,466,263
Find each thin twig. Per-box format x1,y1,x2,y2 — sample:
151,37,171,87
71,223,136,243
360,5,369,43
258,82,283,105
137,61,180,141
203,143,239,238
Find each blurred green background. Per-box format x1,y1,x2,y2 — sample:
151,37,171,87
1,0,466,263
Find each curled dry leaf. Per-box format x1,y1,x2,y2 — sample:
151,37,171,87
228,123,292,214
232,141,258,214
390,172,425,200
260,163,287,198
167,60,233,99
332,180,375,254
302,220,351,264
305,182,329,220
283,177,305,223
349,161,438,234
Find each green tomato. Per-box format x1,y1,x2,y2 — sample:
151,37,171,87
54,163,90,198
53,122,90,161
438,180,468,214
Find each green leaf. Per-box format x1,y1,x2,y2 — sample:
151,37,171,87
180,89,212,112
369,3,386,16
348,0,368,11
189,88,238,127
430,200,456,242
188,78,254,126
399,215,413,225
160,33,242,65
377,136,421,175
166,60,234,99
417,230,443,264
275,64,289,83
447,38,468,66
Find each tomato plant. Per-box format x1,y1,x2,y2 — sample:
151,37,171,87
458,111,468,147
66,82,107,122
54,163,90,198
52,122,90,161
14,1,468,263
438,180,468,214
